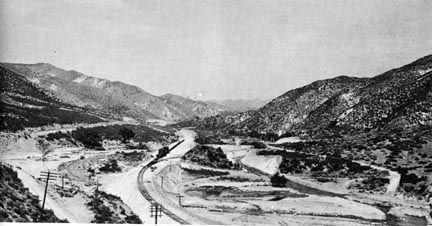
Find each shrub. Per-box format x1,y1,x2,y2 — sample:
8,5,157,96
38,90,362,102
270,173,287,187
156,147,170,159
99,159,121,173
71,127,104,150
183,145,239,170
181,167,229,176
124,214,141,224
119,127,135,143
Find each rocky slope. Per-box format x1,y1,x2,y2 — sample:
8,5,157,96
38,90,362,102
184,54,432,134
300,55,432,133
1,63,222,123
160,94,224,119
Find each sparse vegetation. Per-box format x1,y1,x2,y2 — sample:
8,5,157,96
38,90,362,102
114,151,146,162
194,134,226,145
99,159,121,173
181,167,229,177
126,142,147,150
258,145,390,191
350,177,390,192
0,164,67,222
240,140,267,149
87,191,141,224
43,124,173,150
218,176,265,182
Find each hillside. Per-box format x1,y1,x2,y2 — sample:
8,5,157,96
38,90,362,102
160,94,224,118
185,55,432,134
335,56,432,130
239,75,371,132
206,99,269,112
1,63,223,123
0,66,106,132
0,164,66,222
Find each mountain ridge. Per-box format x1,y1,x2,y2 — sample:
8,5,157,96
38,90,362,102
181,54,432,135
1,62,223,124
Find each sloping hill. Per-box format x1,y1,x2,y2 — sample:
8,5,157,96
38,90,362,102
206,99,269,112
0,66,105,131
160,94,223,119
184,54,432,134
299,55,432,133
1,63,223,123
238,76,370,132
335,55,432,130
0,164,66,222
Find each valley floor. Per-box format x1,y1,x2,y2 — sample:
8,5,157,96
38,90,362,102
1,126,431,225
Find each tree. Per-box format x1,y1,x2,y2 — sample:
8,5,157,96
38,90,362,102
251,141,266,149
72,127,104,149
270,173,288,187
157,146,170,159
99,159,121,172
37,139,54,163
119,127,135,143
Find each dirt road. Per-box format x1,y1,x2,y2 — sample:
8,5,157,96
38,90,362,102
355,161,401,194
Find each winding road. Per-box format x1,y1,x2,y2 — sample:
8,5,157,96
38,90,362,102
354,161,401,194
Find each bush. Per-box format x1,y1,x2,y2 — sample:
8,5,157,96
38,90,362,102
252,141,266,149
99,159,121,173
183,145,239,170
270,173,287,187
119,127,135,143
126,142,147,150
181,167,229,176
156,147,170,159
249,130,279,142
72,127,104,150
124,214,141,224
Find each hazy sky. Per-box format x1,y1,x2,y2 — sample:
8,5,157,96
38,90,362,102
1,0,431,100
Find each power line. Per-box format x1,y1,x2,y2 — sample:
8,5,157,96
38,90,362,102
150,202,163,224
39,170,58,220
176,193,184,207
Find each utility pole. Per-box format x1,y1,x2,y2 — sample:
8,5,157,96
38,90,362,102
0,162,3,179
68,176,74,190
150,202,163,224
160,176,164,189
59,173,67,192
95,178,99,197
91,178,100,211
39,170,57,219
176,193,184,207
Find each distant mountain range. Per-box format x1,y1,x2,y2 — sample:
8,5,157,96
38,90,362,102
0,62,225,131
182,54,432,134
2,55,431,133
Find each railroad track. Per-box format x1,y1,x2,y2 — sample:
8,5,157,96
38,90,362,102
137,158,190,225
